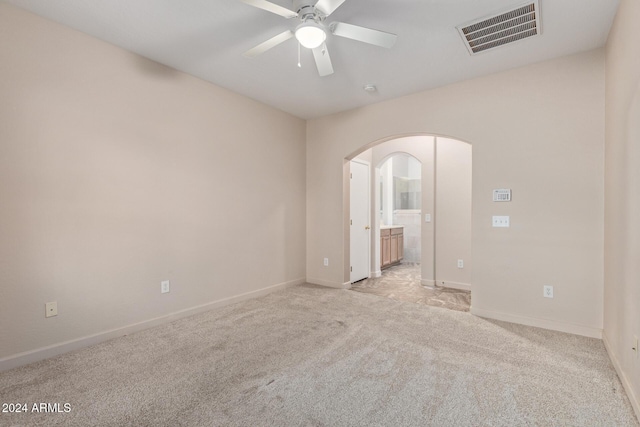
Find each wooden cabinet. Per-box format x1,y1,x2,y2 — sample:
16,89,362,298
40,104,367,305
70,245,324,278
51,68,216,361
390,233,398,264
380,226,404,269
381,231,391,267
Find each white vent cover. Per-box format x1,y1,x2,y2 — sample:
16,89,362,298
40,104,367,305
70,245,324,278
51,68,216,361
457,1,541,55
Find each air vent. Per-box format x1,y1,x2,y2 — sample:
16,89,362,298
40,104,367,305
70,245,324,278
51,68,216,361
457,1,541,55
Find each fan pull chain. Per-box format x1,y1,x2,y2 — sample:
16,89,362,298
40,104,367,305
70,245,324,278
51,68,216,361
297,42,301,68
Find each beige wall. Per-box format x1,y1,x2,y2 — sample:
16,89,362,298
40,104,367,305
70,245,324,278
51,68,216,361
307,49,605,337
435,138,472,289
604,0,640,416
0,4,306,364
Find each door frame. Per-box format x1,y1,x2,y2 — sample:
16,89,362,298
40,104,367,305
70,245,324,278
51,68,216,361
349,159,371,283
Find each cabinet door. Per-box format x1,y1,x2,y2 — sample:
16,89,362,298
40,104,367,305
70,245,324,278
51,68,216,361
390,234,398,264
381,235,391,267
398,233,404,261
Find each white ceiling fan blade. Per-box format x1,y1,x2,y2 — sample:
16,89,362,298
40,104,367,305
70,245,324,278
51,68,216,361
331,22,397,48
239,0,297,18
244,30,294,57
312,44,334,77
314,0,347,16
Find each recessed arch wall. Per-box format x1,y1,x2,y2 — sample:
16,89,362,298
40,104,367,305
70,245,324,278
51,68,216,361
350,135,472,290
307,48,605,338
355,141,430,281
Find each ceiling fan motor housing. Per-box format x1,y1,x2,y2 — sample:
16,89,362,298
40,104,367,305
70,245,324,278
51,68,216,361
294,0,323,21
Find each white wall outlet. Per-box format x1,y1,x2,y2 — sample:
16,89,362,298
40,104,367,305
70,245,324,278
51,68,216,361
424,214,431,223
633,336,638,359
323,258,329,267
45,301,58,318
543,285,554,298
492,216,510,227
161,280,170,294
457,259,464,268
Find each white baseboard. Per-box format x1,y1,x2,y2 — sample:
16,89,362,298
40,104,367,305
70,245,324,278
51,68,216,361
0,277,305,373
421,279,435,288
470,306,603,339
436,280,471,291
306,277,351,289
603,332,640,422
372,270,382,278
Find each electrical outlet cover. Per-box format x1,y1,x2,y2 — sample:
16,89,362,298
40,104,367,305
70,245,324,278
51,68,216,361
45,301,58,318
543,285,554,298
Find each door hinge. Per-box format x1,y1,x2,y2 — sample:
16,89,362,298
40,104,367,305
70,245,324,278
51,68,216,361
350,173,352,179
350,266,352,272
350,219,352,225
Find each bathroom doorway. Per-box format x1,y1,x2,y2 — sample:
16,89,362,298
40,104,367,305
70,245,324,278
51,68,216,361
379,153,422,266
347,135,472,312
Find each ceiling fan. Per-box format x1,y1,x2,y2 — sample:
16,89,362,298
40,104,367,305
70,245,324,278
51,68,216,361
240,0,397,77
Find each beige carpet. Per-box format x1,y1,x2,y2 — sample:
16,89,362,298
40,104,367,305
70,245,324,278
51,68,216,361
350,263,471,312
0,284,637,426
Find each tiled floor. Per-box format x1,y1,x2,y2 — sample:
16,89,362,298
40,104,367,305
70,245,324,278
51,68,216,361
350,263,471,312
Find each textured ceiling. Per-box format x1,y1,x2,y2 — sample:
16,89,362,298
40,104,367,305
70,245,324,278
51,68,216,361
5,0,620,119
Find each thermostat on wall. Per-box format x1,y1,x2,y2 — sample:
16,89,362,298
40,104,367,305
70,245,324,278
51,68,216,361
493,189,511,202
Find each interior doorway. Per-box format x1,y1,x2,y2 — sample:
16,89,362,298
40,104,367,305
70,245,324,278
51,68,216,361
379,153,422,267
346,135,472,311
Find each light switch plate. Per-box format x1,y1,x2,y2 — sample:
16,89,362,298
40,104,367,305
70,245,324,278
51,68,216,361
424,214,431,223
161,280,170,294
492,216,510,227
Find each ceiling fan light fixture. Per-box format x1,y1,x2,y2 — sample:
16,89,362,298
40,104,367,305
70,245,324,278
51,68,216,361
295,21,326,49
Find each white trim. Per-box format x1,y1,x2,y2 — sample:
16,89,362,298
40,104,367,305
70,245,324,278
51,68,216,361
372,270,382,278
603,332,640,422
0,277,305,372
307,277,351,289
437,280,471,291
421,279,436,288
470,307,603,339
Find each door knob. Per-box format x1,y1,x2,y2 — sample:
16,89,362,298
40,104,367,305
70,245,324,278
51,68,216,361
365,226,371,230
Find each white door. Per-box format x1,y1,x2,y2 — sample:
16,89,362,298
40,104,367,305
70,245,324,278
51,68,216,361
350,160,370,283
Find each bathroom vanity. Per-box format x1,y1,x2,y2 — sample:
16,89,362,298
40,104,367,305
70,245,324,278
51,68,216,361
380,225,403,269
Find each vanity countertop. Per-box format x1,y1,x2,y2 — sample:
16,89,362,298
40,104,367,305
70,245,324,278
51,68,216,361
380,225,404,230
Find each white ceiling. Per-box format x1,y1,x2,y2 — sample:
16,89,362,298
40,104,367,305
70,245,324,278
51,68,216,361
5,0,620,119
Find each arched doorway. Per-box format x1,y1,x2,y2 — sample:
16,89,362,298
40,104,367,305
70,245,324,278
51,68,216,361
345,135,472,311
